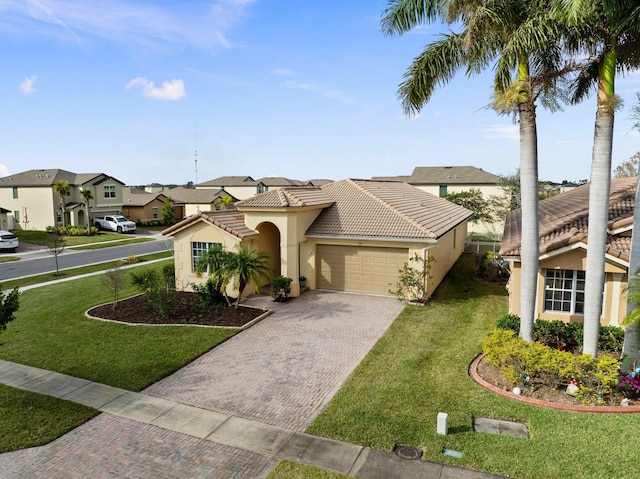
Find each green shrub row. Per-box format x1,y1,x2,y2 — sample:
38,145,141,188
46,225,99,236
483,329,621,405
496,314,624,354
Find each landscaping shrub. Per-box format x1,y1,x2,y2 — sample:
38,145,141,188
191,279,226,309
483,329,621,405
494,314,623,355
474,251,509,282
130,267,176,318
271,276,292,301
46,225,98,236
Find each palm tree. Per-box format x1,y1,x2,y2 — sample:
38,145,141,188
382,0,566,341
214,195,233,210
195,246,232,304
621,94,640,362
226,246,270,308
556,0,640,356
79,188,94,230
53,180,70,227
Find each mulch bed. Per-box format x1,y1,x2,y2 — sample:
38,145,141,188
475,356,639,408
87,292,264,328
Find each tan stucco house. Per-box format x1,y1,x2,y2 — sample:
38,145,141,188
163,179,473,299
163,187,236,218
0,169,127,230
122,187,185,225
500,177,636,327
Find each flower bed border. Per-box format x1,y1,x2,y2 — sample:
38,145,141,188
469,354,640,413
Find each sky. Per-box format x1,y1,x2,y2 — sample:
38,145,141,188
0,1,639,186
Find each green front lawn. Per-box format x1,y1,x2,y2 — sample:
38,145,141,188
0,262,235,390
273,255,640,479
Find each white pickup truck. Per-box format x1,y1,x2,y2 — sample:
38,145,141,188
93,215,137,233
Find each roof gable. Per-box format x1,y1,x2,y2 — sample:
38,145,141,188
236,187,334,208
163,186,234,204
196,176,256,187
0,169,123,188
162,210,258,240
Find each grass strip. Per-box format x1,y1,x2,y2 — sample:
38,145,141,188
300,254,640,479
267,462,349,478
0,256,20,263
12,230,136,246
0,251,172,290
71,237,154,250
0,385,97,453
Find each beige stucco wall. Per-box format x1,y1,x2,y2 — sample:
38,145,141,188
507,247,629,326
197,185,256,200
172,219,246,293
243,207,325,297
0,186,57,230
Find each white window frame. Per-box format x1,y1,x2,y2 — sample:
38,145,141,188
191,242,222,272
104,185,116,199
544,269,585,314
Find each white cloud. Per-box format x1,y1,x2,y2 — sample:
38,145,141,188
0,0,255,51
19,75,37,94
483,124,518,140
284,80,353,104
0,164,9,177
126,77,186,101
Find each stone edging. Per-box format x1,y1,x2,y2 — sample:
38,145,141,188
85,295,272,331
469,353,640,413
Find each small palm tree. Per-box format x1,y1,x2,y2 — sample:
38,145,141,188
195,246,233,304
79,188,94,230
214,195,233,210
53,180,70,227
226,246,271,308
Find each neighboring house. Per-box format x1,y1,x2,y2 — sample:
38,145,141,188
500,177,636,327
373,166,508,237
163,179,473,299
196,176,331,200
121,187,184,225
163,186,236,217
0,169,126,230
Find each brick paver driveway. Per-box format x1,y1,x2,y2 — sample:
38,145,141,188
0,291,404,478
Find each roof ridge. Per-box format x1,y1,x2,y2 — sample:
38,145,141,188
347,179,433,236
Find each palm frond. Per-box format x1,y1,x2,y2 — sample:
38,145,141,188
381,0,445,35
397,32,470,116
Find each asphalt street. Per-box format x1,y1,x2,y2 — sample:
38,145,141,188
0,232,172,281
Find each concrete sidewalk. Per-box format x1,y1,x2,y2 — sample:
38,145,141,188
0,359,506,479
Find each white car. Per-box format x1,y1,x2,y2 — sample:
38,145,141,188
0,230,19,252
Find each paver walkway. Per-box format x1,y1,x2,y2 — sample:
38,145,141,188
0,291,409,478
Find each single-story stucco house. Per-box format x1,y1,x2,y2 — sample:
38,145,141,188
500,176,636,327
162,179,473,299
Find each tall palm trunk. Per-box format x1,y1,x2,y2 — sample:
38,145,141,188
583,53,616,356
621,177,640,364
519,99,539,342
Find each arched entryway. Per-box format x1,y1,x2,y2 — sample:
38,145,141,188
256,222,281,280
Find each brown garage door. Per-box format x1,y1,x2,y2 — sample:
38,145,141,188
316,245,408,295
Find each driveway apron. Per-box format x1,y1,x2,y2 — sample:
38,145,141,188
0,291,404,478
